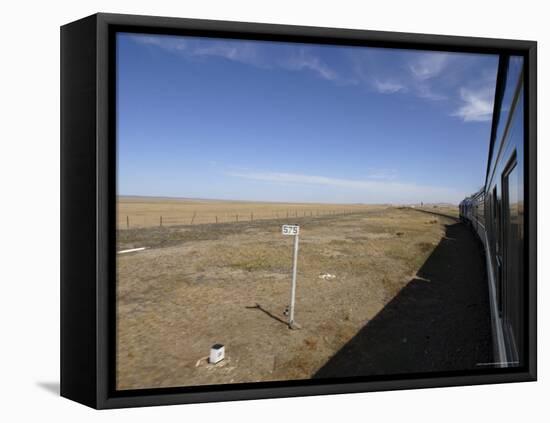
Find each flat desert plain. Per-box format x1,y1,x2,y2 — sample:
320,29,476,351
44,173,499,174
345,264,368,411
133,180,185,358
116,198,459,389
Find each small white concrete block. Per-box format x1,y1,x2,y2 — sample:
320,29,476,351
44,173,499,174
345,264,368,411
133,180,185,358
209,344,225,364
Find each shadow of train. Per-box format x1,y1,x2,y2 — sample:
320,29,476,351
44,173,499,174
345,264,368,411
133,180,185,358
314,222,493,378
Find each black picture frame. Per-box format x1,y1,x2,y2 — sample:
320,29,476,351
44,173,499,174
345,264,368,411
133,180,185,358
60,12,537,409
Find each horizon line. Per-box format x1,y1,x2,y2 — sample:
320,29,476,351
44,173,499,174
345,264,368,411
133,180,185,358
117,194,457,206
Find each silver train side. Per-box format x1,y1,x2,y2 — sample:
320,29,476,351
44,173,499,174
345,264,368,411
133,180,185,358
459,55,525,367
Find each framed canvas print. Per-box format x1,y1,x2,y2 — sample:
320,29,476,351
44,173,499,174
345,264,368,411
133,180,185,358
60,13,537,409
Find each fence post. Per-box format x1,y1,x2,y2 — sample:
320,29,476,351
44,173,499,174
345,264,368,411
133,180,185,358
236,214,239,222
160,216,163,227
126,216,129,229
191,211,196,225
251,212,253,221
215,216,218,224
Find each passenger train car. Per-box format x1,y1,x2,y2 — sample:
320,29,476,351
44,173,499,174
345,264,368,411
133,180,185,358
459,55,525,368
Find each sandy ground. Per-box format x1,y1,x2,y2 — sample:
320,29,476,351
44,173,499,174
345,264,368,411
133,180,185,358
116,206,479,390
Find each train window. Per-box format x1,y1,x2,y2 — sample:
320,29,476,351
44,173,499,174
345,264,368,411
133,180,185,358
493,57,524,156
494,184,503,317
502,151,522,362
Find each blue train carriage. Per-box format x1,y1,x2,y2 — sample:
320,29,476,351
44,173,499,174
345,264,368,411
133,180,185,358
460,54,525,368
459,189,485,239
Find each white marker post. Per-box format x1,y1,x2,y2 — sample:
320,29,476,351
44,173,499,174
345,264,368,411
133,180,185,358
282,224,300,329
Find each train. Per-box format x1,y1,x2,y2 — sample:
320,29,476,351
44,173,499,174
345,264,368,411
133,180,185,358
459,54,525,368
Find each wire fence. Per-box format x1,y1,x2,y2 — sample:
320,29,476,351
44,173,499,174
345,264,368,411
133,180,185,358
117,208,364,230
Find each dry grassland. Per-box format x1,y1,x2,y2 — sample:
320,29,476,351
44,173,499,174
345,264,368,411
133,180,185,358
117,196,383,228
116,204,455,389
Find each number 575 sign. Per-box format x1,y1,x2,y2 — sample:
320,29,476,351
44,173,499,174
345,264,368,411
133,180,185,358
282,225,300,236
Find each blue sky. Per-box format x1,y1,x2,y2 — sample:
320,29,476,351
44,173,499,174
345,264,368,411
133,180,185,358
117,33,498,204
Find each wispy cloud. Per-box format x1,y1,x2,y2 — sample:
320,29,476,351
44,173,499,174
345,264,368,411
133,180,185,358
281,48,339,81
415,83,447,101
131,34,341,81
132,35,188,52
192,42,266,67
226,170,461,203
373,79,406,94
130,34,497,124
452,87,495,122
350,50,451,101
365,167,399,180
409,53,451,80
406,53,453,100
131,34,268,68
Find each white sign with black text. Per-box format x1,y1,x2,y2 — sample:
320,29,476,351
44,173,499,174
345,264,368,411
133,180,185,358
282,224,300,236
